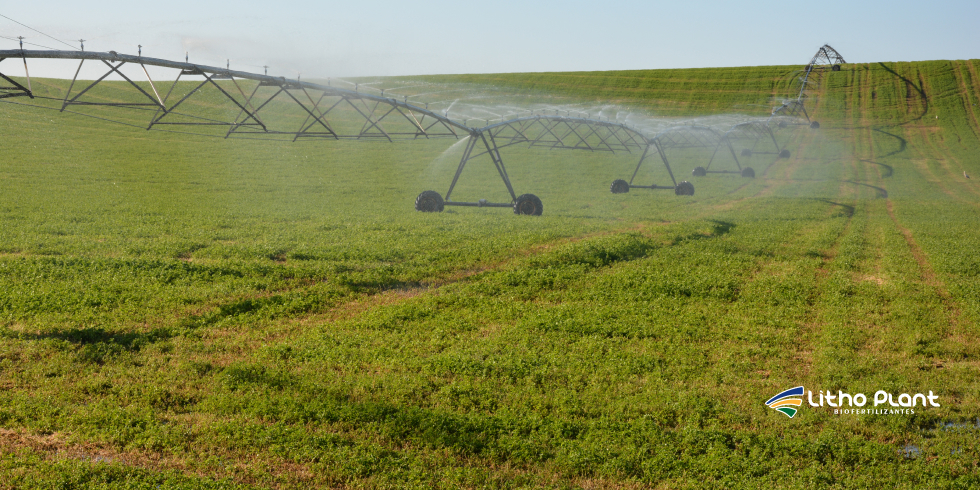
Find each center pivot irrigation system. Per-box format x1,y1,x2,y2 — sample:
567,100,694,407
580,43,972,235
0,44,844,216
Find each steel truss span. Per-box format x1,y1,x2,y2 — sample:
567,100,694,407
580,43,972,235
610,125,732,197
431,115,654,214
0,50,680,214
0,49,468,140
0,47,829,215
1,49,673,216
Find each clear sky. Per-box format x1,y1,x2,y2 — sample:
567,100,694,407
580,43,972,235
1,1,977,78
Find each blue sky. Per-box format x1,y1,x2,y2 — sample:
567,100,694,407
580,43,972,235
1,1,977,78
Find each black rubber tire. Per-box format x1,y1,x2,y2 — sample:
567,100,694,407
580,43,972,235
779,149,791,158
832,64,841,72
414,190,444,212
610,179,630,194
513,193,543,216
692,166,707,177
810,121,820,129
740,149,753,157
674,181,695,196
741,167,755,178
778,121,789,129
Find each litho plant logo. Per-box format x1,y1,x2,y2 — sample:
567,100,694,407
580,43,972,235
765,386,942,417
765,386,805,418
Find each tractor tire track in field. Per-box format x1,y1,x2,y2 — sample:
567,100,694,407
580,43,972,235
789,77,881,381
964,60,980,115
901,61,979,201
0,426,643,490
0,428,315,489
849,67,971,349
885,199,964,332
799,105,955,386
795,203,857,378
953,60,980,140
784,197,857,382
714,111,860,381
906,124,980,203
924,145,980,202
870,107,968,335
856,77,966,329
910,106,980,201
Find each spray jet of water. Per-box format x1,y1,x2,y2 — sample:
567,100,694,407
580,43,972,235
444,98,460,114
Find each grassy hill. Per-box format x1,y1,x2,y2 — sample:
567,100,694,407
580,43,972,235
0,59,979,488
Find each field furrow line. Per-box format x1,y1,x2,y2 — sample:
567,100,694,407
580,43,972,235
885,200,963,329
0,427,315,489
906,124,980,203
952,61,980,140
784,202,858,383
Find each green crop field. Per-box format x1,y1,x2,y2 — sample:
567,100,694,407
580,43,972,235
0,59,979,488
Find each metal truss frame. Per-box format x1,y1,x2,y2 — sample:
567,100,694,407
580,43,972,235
775,44,846,123
1,47,826,212
60,58,165,111
796,44,847,101
440,115,650,207
622,125,737,189
771,99,810,121
0,49,470,141
0,49,666,209
720,120,781,157
0,55,34,99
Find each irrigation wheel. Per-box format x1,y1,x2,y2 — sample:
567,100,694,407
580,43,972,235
692,167,707,177
778,121,789,129
779,149,791,158
741,167,755,178
740,149,752,157
810,121,820,129
610,179,630,194
674,181,695,196
513,194,543,216
414,190,445,212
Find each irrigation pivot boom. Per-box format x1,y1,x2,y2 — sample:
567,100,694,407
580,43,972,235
0,49,467,139
0,48,686,216
1,45,839,213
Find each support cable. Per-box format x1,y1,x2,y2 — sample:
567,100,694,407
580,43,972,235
0,13,79,50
